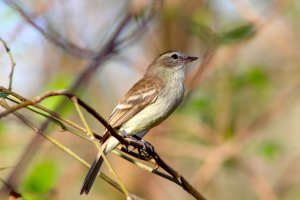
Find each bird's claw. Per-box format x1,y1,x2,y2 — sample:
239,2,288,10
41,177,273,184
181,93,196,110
139,139,154,157
120,132,155,157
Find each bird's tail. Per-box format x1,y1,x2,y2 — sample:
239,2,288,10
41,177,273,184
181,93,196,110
80,153,104,195
80,136,120,194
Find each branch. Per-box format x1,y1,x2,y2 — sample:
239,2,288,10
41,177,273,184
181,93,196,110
0,88,207,200
0,38,16,90
3,0,96,58
0,100,144,199
0,1,156,194
61,92,207,200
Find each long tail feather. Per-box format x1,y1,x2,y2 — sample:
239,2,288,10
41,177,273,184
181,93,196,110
80,136,120,194
80,154,104,195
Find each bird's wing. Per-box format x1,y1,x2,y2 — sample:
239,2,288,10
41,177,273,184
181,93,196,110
101,76,163,144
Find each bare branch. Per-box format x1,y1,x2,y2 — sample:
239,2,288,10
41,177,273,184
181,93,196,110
0,38,16,90
0,1,155,194
0,87,207,200
3,0,96,58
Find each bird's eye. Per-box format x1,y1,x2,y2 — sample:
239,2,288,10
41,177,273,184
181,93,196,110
171,54,178,59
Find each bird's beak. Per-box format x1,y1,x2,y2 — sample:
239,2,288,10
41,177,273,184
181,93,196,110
184,56,198,63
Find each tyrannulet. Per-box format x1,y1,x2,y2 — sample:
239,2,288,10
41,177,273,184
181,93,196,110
80,51,198,194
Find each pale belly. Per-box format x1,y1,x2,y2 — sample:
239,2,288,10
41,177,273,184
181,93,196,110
104,85,184,153
104,71,186,153
121,83,184,135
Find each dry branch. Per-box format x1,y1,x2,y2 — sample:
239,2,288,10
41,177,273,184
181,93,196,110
0,1,159,197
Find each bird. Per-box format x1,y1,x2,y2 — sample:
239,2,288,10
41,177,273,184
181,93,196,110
80,50,198,195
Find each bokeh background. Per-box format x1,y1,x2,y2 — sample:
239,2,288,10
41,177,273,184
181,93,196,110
1,0,300,199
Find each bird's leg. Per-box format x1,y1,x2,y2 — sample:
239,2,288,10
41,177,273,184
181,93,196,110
120,131,154,157
120,130,143,153
131,135,145,156
130,135,155,157
140,139,155,157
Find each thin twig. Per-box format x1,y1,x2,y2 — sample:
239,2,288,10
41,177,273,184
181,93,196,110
0,38,16,90
71,97,96,140
114,151,179,184
0,101,141,198
0,87,207,200
0,2,203,198
74,95,207,200
71,96,132,198
3,0,97,58
0,87,102,141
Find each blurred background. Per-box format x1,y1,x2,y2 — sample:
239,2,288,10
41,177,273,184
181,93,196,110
1,0,300,199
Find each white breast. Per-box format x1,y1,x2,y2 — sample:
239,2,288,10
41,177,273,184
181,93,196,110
121,69,185,135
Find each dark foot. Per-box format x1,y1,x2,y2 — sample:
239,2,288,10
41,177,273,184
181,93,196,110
138,139,154,157
120,132,155,157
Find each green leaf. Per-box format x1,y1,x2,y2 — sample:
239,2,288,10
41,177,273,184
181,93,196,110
259,140,282,161
232,67,269,90
246,67,268,89
23,160,58,194
219,24,256,44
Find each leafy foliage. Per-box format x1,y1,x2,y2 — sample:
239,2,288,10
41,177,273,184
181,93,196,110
22,160,58,199
219,24,256,44
258,140,282,161
232,67,269,91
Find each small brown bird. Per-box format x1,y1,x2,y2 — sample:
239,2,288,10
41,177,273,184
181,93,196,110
80,51,198,195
